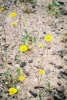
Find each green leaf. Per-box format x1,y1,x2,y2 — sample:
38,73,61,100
25,34,28,40
16,68,21,76
39,94,43,100
52,0,60,7
13,84,17,89
24,29,28,35
5,68,11,79
33,36,37,44
47,81,50,88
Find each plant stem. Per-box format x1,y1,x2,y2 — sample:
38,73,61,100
46,42,50,81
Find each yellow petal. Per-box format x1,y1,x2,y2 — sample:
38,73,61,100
19,76,25,82
38,58,41,62
19,45,28,52
65,88,67,93
22,19,25,23
0,7,4,11
39,69,44,75
9,12,16,18
44,34,52,42
10,21,17,26
38,44,43,48
8,88,17,95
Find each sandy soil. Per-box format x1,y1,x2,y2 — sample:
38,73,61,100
0,0,67,100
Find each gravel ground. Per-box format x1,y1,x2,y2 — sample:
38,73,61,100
0,0,67,100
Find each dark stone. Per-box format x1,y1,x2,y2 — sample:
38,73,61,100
28,59,33,63
8,61,12,65
43,31,46,34
62,95,66,99
32,5,35,8
58,71,66,78
57,65,63,69
48,47,51,49
57,50,63,58
57,81,61,86
58,1,64,5
20,62,26,68
34,86,44,89
29,90,37,97
65,45,67,48
12,96,15,98
54,94,62,100
0,95,3,98
23,70,30,76
55,32,60,35
49,90,53,94
61,70,67,76
61,27,63,29
0,64,2,67
13,0,17,5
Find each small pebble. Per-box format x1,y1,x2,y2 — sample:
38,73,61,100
43,31,46,34
28,59,33,63
57,50,63,58
23,70,30,76
55,32,60,35
55,65,63,69
20,62,26,68
57,81,61,86
45,69,50,75
29,90,37,97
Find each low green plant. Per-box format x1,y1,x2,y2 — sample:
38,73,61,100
39,93,43,100
16,67,21,77
21,29,38,45
61,36,67,42
45,81,51,91
5,68,11,81
46,0,61,18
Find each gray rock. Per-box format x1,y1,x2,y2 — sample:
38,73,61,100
57,50,63,58
55,32,60,35
55,65,63,69
23,70,30,76
45,69,50,75
20,62,26,68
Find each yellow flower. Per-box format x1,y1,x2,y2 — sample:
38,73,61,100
9,12,16,18
0,7,4,11
65,88,67,93
8,87,17,95
39,69,44,75
38,44,43,48
10,21,17,26
38,58,41,62
19,76,25,82
19,45,28,52
44,34,52,42
22,19,25,23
